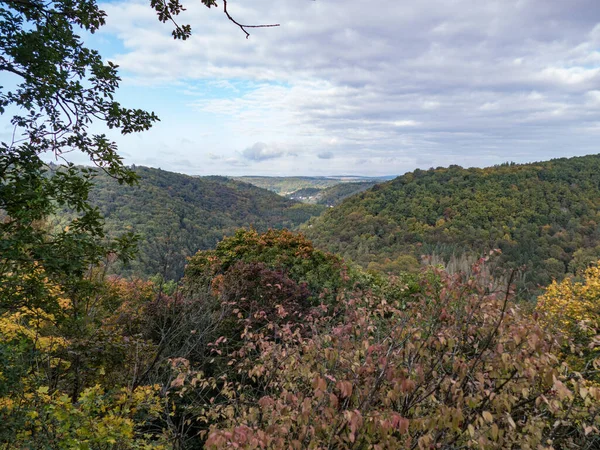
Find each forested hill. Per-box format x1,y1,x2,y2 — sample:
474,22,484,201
305,154,600,295
233,175,391,197
286,181,377,206
233,176,341,195
311,181,377,206
56,166,325,280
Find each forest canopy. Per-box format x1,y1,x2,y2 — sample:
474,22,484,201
305,154,600,297
52,166,325,280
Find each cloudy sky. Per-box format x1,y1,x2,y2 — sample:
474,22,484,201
84,0,600,176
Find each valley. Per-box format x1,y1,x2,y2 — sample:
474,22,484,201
53,166,326,280
61,155,600,298
5,154,600,448
3,0,600,446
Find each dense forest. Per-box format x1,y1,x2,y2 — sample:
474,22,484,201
54,166,326,280
233,176,343,195
288,181,377,206
234,176,388,197
306,155,600,296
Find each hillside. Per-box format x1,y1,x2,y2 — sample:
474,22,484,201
305,154,600,296
287,187,323,202
286,182,377,206
55,167,326,280
233,175,391,197
313,181,377,206
233,176,342,195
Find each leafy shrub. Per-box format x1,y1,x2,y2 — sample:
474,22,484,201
537,260,600,381
185,228,351,313
170,259,600,448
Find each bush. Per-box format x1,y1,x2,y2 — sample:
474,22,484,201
169,259,600,448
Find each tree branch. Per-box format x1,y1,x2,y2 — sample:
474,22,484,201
222,0,279,39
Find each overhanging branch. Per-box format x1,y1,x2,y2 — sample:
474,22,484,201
222,0,279,39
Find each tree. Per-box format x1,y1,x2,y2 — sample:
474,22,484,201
150,0,280,40
0,2,282,447
0,0,278,312
0,0,159,311
537,260,600,380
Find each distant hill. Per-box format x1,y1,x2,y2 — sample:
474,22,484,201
287,187,324,202
54,167,326,280
233,176,341,195
314,182,378,207
305,154,600,296
287,182,377,207
233,175,392,197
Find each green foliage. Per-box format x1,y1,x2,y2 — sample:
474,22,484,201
0,0,217,446
0,0,154,312
0,274,169,448
2,384,166,449
233,176,343,195
185,228,351,306
306,155,600,296
0,0,226,312
53,167,326,280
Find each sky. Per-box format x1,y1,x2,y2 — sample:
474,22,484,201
11,0,600,176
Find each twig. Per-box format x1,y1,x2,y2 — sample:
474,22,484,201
222,0,279,39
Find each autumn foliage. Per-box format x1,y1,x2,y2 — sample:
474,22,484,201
537,261,600,381
184,228,350,330
181,259,600,448
2,232,600,448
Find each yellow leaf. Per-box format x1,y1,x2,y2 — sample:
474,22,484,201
491,424,499,440
506,414,516,429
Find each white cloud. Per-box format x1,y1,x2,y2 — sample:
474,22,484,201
393,120,420,127
242,142,284,161
93,0,600,175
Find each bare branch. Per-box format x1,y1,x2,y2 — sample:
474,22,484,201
222,0,279,39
